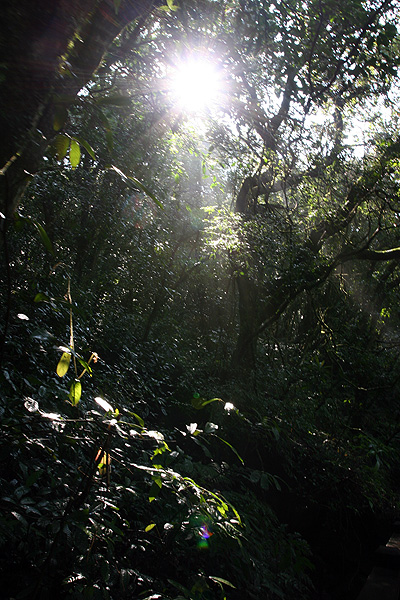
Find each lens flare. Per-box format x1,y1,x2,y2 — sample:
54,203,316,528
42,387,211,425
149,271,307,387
197,523,213,549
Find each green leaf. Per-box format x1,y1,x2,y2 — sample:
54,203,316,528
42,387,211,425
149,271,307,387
209,576,236,589
152,476,162,488
74,136,96,160
13,213,25,232
148,480,162,501
113,0,122,14
144,523,156,532
26,469,43,488
217,504,226,516
166,0,178,10
19,215,55,255
69,139,81,169
131,412,144,427
54,134,70,161
69,380,82,405
57,352,71,377
109,165,163,209
77,356,93,376
35,222,55,256
192,397,222,409
215,435,244,464
34,292,50,303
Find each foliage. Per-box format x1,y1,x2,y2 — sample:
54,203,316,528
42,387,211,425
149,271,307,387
2,1,400,599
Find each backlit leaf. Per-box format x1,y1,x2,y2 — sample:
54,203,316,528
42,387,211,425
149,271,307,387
34,292,50,303
209,576,236,589
192,397,222,409
54,134,70,161
69,380,82,405
77,356,93,376
74,136,96,160
69,139,81,169
131,412,144,427
215,435,244,464
35,222,55,256
57,352,71,377
145,523,157,532
19,215,55,256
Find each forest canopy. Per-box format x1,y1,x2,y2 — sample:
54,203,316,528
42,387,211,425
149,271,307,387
2,0,400,599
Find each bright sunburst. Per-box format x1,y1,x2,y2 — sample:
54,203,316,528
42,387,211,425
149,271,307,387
170,57,224,113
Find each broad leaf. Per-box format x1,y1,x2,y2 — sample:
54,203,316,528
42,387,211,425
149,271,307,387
56,352,71,377
69,139,81,169
69,380,82,405
54,134,70,161
74,136,96,160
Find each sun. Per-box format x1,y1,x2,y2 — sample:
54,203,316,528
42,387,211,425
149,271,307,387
170,57,224,113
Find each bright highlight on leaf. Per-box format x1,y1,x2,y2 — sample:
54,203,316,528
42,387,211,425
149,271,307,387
95,397,114,412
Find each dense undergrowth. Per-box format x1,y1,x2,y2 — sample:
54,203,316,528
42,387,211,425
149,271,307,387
1,259,400,600
2,1,400,597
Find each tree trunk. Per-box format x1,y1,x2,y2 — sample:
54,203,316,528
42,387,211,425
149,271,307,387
231,274,258,370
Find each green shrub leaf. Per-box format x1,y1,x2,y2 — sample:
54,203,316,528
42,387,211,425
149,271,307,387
69,139,81,169
69,380,82,405
56,352,71,377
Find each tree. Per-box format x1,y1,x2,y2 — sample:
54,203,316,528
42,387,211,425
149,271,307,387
3,2,400,599
0,0,160,223
215,0,400,368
